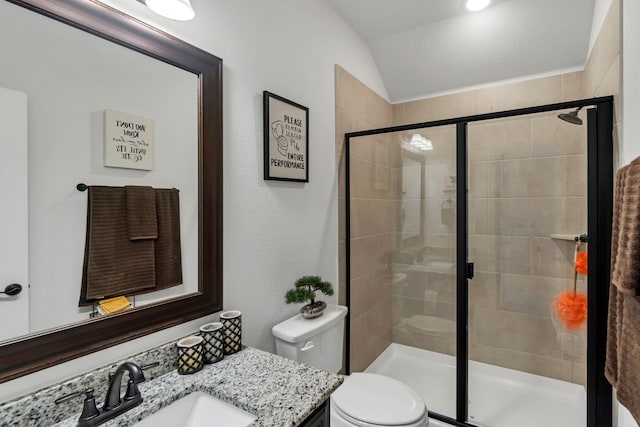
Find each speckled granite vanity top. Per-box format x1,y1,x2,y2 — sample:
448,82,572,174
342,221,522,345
1,346,342,427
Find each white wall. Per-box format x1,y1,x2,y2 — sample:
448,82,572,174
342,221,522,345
619,405,638,427
103,0,387,351
371,0,594,102
621,0,640,165
617,0,640,425
0,0,386,402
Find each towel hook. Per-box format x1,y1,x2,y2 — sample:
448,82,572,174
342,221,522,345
76,183,88,192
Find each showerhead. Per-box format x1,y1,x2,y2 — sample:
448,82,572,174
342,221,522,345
557,107,583,125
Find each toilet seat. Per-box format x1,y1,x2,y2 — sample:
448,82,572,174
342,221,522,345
331,373,427,426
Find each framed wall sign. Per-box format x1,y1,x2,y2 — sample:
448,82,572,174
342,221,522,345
104,109,154,170
263,91,309,182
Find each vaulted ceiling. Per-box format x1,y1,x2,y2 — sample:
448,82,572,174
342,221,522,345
325,0,596,102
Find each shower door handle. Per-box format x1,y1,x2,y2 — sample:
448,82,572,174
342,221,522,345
466,262,474,280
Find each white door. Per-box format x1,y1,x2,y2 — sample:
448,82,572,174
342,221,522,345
0,87,29,341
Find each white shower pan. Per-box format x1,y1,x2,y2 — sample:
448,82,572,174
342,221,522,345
365,343,586,427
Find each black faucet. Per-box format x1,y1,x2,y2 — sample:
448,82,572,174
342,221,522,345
55,361,157,427
105,361,146,408
77,361,146,427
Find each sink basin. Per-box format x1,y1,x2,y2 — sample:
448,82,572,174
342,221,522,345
135,392,257,427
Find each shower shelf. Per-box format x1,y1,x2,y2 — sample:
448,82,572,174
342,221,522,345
550,234,588,242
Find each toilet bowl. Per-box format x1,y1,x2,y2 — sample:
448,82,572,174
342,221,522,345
272,305,428,427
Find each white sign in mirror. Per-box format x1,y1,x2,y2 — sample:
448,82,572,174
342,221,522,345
104,109,154,171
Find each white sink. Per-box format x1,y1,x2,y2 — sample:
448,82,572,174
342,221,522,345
135,392,257,427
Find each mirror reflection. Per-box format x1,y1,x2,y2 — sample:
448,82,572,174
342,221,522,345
401,150,424,241
0,1,199,343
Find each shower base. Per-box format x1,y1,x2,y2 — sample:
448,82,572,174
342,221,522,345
365,343,586,427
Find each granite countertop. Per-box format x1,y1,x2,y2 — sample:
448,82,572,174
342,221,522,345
54,347,342,427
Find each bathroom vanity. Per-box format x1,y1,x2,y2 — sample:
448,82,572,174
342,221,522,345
0,343,342,427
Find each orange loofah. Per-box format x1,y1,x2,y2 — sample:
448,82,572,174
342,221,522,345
575,251,588,275
552,291,587,331
551,240,588,331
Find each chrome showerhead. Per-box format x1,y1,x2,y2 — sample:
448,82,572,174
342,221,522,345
557,107,583,125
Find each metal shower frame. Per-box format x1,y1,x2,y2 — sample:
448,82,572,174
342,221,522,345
344,96,614,427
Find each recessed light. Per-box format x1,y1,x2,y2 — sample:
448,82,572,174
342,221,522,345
465,0,491,12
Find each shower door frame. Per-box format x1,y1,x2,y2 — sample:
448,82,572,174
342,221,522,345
344,96,613,427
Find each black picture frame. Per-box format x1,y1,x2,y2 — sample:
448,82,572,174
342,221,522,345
263,91,309,182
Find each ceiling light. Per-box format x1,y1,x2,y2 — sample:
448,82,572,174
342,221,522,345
465,0,491,12
409,134,433,151
410,133,424,146
420,138,433,151
145,0,195,21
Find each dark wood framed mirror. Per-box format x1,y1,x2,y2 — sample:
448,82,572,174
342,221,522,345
0,0,222,383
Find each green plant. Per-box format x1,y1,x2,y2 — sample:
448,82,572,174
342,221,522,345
285,275,334,306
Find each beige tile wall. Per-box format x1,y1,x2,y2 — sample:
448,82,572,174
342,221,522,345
336,0,619,380
335,65,394,372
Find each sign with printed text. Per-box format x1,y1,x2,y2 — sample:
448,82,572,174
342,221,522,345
104,109,154,170
263,91,309,182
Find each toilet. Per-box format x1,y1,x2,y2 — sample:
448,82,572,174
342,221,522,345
272,305,428,427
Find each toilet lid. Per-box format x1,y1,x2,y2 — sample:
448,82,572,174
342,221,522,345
332,373,426,426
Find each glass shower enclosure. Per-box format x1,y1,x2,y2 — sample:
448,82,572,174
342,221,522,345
345,98,614,427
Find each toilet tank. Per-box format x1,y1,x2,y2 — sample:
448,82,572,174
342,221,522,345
272,305,348,373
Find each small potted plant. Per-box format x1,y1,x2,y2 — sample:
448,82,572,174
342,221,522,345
285,275,334,319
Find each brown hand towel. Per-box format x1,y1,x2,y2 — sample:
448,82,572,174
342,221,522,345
606,165,628,386
126,185,158,240
612,293,640,425
79,186,156,305
611,158,640,294
606,158,640,424
154,188,183,290
605,285,622,387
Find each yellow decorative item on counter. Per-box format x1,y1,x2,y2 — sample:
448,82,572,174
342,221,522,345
98,296,131,314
